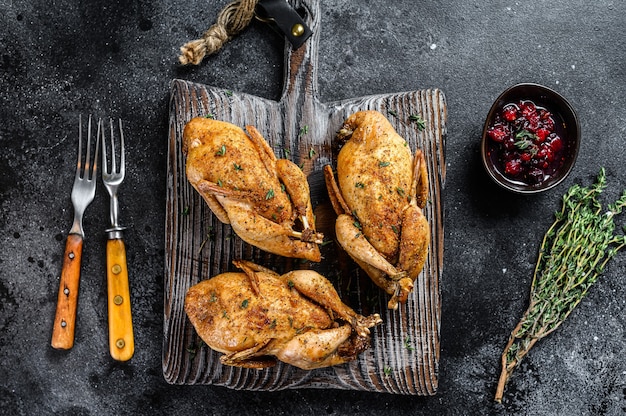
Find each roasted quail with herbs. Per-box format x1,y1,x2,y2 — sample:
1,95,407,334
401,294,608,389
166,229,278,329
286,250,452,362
184,260,382,370
183,117,323,262
324,110,430,309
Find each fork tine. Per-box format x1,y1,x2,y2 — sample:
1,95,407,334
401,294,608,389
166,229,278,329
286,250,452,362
89,116,100,181
109,119,117,174
99,118,107,175
119,119,125,175
85,116,91,175
76,115,83,178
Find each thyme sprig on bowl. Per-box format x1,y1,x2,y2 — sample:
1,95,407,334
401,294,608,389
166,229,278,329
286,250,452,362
495,168,626,403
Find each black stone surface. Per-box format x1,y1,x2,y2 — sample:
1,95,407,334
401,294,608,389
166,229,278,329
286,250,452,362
1,1,625,415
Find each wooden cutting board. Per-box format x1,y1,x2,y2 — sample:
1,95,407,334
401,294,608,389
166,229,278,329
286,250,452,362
164,0,446,395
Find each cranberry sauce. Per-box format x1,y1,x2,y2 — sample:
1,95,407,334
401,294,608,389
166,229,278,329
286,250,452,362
486,100,567,186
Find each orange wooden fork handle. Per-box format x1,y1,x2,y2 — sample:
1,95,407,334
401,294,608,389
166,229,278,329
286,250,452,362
51,233,83,350
106,238,134,361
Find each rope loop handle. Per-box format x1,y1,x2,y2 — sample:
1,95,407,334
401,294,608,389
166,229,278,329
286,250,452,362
179,0,259,66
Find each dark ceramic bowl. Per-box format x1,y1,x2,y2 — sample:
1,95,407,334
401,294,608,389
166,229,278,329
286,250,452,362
481,83,580,194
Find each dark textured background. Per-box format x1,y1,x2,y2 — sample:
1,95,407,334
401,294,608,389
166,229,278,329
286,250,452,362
1,1,625,415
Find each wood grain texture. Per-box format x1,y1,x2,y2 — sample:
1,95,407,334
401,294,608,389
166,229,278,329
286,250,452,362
106,238,134,361
51,233,83,350
164,0,446,394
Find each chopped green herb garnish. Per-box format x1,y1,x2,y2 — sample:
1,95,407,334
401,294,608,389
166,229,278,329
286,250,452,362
409,114,426,131
404,336,415,351
198,226,215,253
379,161,391,167
265,189,275,199
215,145,226,156
295,325,312,335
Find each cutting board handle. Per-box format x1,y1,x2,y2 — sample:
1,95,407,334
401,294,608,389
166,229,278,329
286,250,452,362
280,0,320,104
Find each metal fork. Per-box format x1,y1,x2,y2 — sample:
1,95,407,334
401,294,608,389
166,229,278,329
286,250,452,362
100,118,134,361
51,115,99,350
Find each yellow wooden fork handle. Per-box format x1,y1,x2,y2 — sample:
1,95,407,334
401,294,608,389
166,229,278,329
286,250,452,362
51,233,83,350
106,238,134,361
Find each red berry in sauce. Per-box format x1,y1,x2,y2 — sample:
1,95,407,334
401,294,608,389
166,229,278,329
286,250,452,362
487,124,508,142
520,101,536,117
536,128,550,142
502,105,518,122
550,136,563,152
505,159,523,176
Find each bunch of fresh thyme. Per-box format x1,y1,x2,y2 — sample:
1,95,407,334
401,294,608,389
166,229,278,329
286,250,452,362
495,168,626,403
